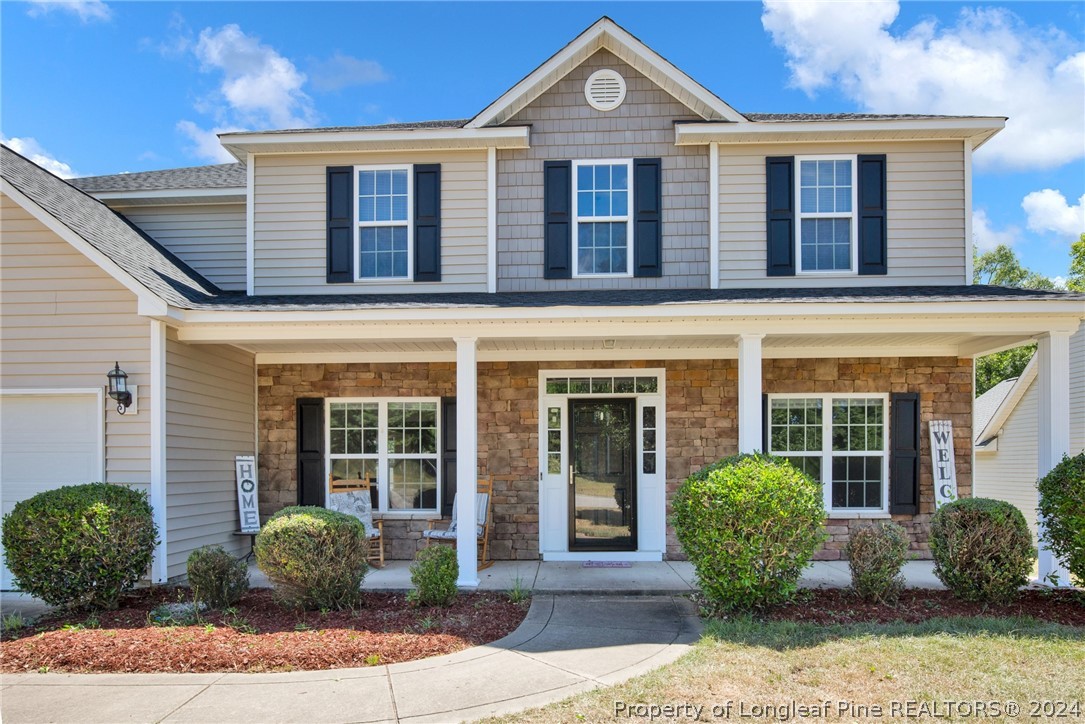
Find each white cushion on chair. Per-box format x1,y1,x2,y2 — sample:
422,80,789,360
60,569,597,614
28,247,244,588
326,490,380,539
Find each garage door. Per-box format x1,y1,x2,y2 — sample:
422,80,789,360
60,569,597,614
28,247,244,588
1,392,103,590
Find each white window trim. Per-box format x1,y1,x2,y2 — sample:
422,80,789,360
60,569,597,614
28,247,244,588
353,164,413,282
325,397,440,516
795,154,859,276
572,158,634,278
767,392,889,515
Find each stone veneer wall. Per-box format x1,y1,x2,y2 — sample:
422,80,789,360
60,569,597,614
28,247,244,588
257,356,970,561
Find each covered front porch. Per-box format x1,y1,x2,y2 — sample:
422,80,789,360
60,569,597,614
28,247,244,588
168,288,1083,587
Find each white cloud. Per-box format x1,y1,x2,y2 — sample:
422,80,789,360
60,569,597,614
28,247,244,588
307,52,389,92
26,0,111,22
761,1,1085,171
2,136,77,178
193,24,315,130
1022,189,1085,237
176,121,242,164
972,209,1018,251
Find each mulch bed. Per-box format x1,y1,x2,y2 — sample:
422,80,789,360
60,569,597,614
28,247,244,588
762,588,1085,627
0,588,528,674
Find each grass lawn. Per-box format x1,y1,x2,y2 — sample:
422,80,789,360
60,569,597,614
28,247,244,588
492,616,1085,722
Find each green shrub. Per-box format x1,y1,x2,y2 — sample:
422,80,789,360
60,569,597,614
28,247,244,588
0,482,157,610
254,506,368,610
187,545,249,609
846,521,909,603
929,498,1035,603
1037,453,1085,586
408,545,459,607
672,454,827,611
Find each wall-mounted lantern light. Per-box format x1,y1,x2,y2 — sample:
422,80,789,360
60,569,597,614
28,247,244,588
107,362,132,414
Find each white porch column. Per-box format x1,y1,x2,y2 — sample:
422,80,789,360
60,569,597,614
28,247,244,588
737,334,765,454
1036,331,1072,584
454,337,480,587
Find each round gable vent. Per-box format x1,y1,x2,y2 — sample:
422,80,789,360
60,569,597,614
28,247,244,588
584,69,627,112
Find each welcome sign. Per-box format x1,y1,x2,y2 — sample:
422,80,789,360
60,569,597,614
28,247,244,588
929,421,957,509
235,455,261,533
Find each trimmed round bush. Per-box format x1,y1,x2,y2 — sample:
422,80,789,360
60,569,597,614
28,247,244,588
672,454,827,611
187,545,249,609
254,506,368,610
929,498,1035,603
846,521,909,603
1037,452,1085,586
0,482,157,610
409,545,459,607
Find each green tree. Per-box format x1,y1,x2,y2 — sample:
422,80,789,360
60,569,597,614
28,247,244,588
972,244,1056,395
1068,234,1085,292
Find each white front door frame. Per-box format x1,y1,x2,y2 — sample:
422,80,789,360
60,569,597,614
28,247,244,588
537,368,667,561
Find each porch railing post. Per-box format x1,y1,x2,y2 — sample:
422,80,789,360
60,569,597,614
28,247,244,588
454,336,480,587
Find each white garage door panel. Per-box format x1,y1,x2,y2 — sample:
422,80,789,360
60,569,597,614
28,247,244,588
1,393,103,590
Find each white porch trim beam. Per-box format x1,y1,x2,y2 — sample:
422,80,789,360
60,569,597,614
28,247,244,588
454,337,480,588
737,334,764,454
1035,331,1072,585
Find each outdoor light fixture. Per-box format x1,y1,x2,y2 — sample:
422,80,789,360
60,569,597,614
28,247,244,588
107,362,132,414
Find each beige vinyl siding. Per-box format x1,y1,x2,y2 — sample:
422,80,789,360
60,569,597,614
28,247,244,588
1071,324,1085,455
496,49,709,291
0,193,151,492
253,151,488,295
718,141,967,286
974,379,1040,539
165,329,255,578
121,203,246,291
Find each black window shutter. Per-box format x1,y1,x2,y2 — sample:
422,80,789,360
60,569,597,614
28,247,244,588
762,393,770,454
414,164,441,281
633,157,663,277
440,396,457,517
326,166,354,283
889,392,920,515
857,154,888,275
296,398,326,507
543,160,572,279
765,157,796,276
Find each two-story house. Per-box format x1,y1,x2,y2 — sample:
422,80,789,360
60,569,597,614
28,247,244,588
3,17,1082,588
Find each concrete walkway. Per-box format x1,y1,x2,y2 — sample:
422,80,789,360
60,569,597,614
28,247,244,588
1,595,701,724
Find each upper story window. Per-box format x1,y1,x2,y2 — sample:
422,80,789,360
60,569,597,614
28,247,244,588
796,156,857,273
356,166,411,280
768,394,888,514
574,160,632,277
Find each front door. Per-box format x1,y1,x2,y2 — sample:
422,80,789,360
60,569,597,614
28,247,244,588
569,399,636,551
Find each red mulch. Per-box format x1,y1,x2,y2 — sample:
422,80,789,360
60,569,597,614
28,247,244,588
0,588,528,674
763,588,1085,627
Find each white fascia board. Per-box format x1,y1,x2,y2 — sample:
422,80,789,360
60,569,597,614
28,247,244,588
220,126,530,156
466,18,745,128
2,179,169,316
92,188,244,203
675,117,1005,146
974,357,1038,445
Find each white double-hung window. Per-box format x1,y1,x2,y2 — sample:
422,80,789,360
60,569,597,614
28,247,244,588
796,155,857,273
574,159,633,276
327,398,439,513
355,165,411,280
768,394,888,514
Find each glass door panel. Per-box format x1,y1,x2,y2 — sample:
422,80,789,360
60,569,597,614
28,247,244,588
569,399,636,551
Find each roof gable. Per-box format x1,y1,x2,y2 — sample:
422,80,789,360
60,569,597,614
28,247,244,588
467,16,746,128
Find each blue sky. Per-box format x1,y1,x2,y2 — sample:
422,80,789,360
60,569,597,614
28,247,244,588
3,1,1082,280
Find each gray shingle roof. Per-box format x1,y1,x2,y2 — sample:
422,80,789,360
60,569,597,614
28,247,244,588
974,377,1017,443
2,144,220,307
219,119,471,136
70,162,246,193
742,113,999,122
191,285,1085,312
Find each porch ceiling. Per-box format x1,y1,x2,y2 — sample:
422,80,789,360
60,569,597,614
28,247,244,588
237,331,1038,363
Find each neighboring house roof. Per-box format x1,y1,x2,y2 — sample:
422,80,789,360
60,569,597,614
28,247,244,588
229,120,471,136
1,144,219,307
70,162,246,193
974,357,1039,446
